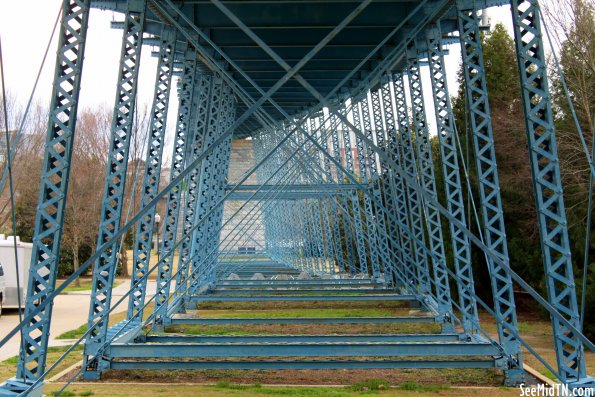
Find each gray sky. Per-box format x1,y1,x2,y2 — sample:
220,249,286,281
0,1,517,136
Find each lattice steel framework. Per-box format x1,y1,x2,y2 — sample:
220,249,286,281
1,0,594,395
510,0,586,384
17,0,91,384
84,1,146,372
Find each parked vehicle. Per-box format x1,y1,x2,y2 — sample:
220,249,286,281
0,262,5,317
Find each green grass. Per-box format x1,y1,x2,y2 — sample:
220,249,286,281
398,381,449,393
211,381,383,397
56,323,88,340
54,391,76,397
1,346,83,381
57,278,121,293
351,379,390,391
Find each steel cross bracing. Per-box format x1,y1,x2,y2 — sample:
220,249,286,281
2,0,595,394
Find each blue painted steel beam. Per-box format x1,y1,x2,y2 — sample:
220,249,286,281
457,2,523,384
109,359,500,370
189,294,417,302
510,0,590,386
426,26,479,334
142,334,461,343
84,1,147,375
406,49,454,325
169,316,437,325
153,48,198,325
109,341,501,358
14,0,91,387
127,28,177,321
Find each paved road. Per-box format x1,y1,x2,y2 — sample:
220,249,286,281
0,280,156,361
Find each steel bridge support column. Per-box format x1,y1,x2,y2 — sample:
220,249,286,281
379,80,416,289
153,49,198,328
457,2,523,384
358,98,382,278
127,29,176,321
370,89,400,283
510,0,591,386
174,72,212,303
393,73,432,296
407,48,454,329
187,79,232,291
328,115,348,273
83,2,146,378
426,28,479,334
1,2,91,394
340,104,367,274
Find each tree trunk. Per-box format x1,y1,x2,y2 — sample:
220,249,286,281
120,248,129,277
73,245,81,287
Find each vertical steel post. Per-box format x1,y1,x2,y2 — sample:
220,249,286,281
407,48,453,325
340,103,367,274
511,0,588,384
380,80,416,288
359,97,381,277
83,2,146,375
16,0,90,385
370,89,396,279
153,49,198,325
457,3,523,383
393,73,432,295
426,28,479,333
175,72,212,299
127,29,176,321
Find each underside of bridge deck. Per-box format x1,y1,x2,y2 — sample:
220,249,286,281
0,0,593,396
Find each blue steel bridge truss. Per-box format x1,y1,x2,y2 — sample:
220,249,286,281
0,0,593,395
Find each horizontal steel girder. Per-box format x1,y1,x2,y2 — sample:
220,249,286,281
169,316,437,325
141,334,461,343
109,359,500,370
189,294,418,302
110,341,501,358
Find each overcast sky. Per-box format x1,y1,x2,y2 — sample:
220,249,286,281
0,1,517,137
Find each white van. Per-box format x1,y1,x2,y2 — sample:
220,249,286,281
0,235,32,313
0,261,5,317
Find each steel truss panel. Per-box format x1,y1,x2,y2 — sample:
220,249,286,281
175,74,213,298
153,50,198,324
457,3,523,382
406,53,453,320
84,2,146,371
128,29,177,321
379,81,416,288
393,74,432,295
17,0,91,383
426,28,479,334
510,0,588,384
